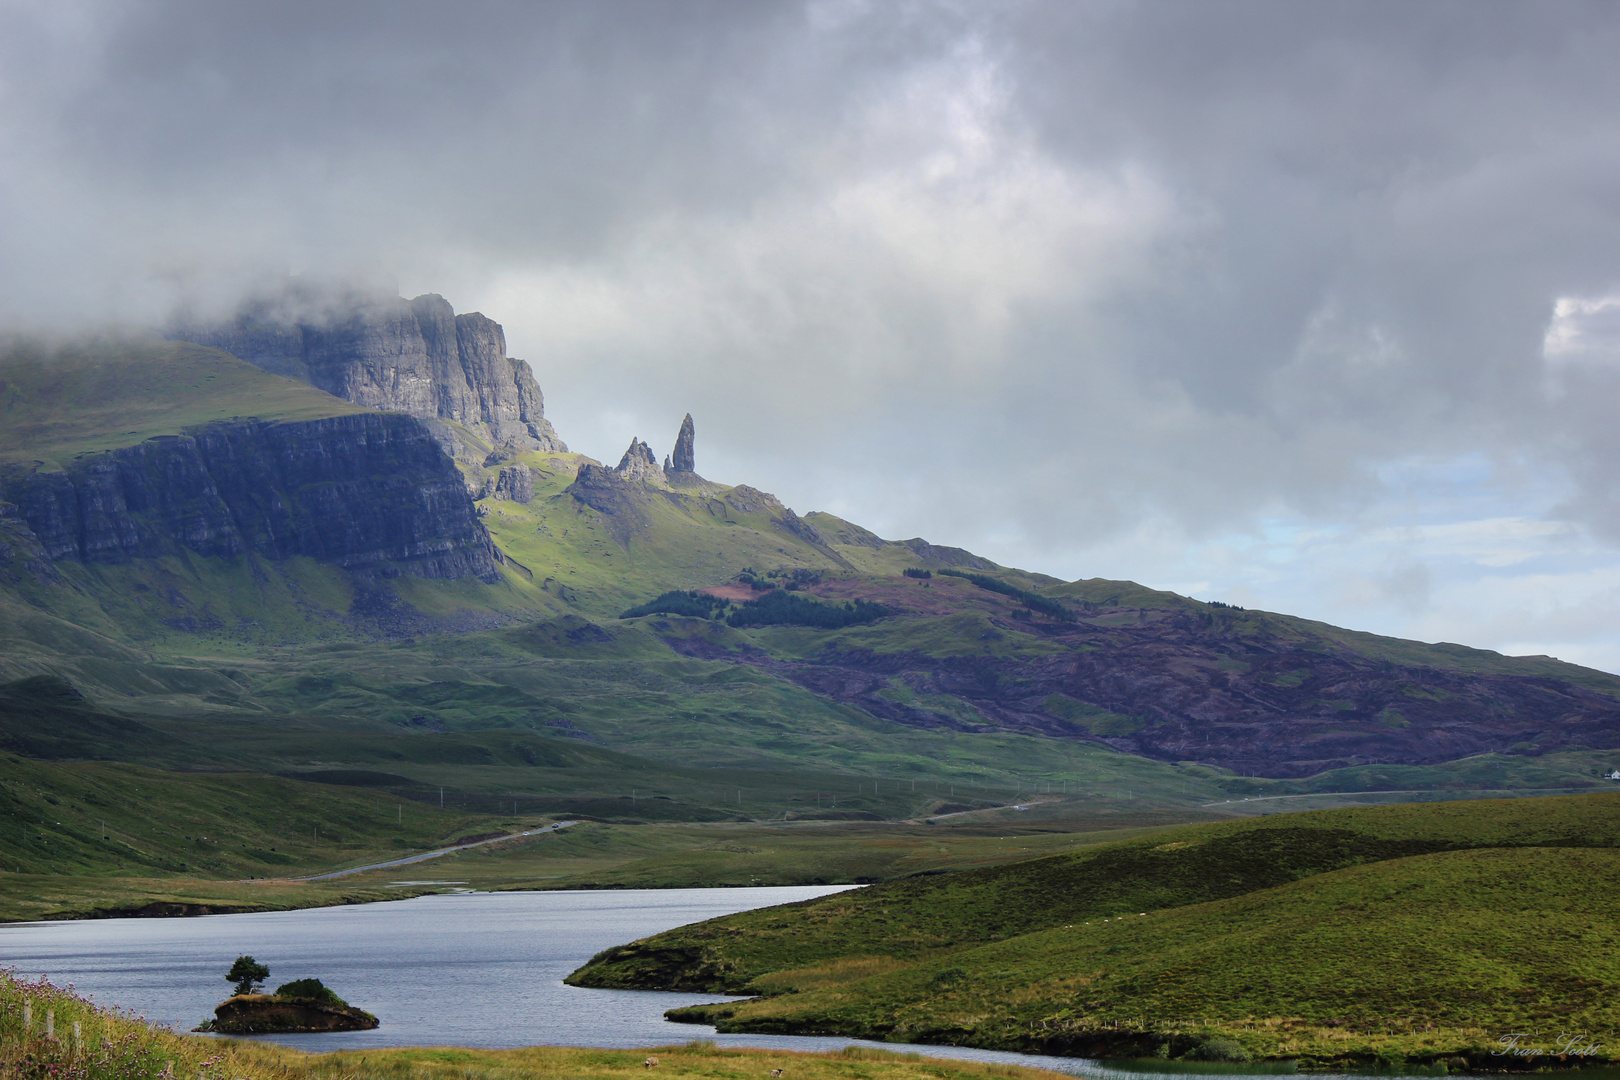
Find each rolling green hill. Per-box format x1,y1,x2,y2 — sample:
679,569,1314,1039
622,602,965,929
570,791,1620,990
573,793,1620,1066
674,846,1620,1067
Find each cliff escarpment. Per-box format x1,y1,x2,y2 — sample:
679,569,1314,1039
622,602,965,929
4,413,500,581
172,289,566,453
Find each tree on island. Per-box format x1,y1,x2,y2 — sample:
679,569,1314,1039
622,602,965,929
227,955,270,996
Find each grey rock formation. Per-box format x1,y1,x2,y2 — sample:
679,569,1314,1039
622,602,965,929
5,414,501,581
899,538,999,571
723,485,780,515
613,438,665,484
774,507,827,546
566,463,648,544
174,289,566,453
493,465,535,504
670,413,696,473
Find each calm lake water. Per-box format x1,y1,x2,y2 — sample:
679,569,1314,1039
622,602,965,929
0,887,1362,1079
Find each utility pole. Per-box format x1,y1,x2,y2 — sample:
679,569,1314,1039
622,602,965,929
440,787,444,808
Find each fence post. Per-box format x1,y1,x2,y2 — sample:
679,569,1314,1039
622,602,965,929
45,1008,54,1039
21,1002,30,1033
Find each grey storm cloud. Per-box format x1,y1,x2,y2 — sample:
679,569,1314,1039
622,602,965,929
5,0,1620,569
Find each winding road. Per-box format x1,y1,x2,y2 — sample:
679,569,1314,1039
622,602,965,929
290,820,579,882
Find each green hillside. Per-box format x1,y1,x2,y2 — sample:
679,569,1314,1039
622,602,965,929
0,750,509,920
0,339,365,468
676,846,1620,1067
572,794,1620,1066
570,791,1620,991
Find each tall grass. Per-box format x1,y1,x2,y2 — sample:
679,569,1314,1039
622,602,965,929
0,970,1067,1080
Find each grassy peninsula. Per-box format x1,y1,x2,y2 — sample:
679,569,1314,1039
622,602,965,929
572,793,1620,1068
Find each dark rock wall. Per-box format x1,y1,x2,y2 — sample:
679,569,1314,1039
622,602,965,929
175,292,566,452
7,414,501,581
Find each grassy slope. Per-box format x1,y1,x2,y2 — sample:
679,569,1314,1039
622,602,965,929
0,339,366,467
685,846,1620,1067
282,816,1207,894
0,753,499,918
563,794,1620,1064
570,792,1620,991
1048,577,1620,696
1,970,1068,1080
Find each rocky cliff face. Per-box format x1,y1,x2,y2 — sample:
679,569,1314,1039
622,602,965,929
4,413,501,581
174,290,566,453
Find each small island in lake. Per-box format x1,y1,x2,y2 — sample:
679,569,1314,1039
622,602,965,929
196,957,378,1034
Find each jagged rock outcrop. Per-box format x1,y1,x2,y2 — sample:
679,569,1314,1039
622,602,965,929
493,465,534,504
3,414,501,581
670,414,696,473
614,438,665,484
899,538,999,571
174,289,566,453
566,464,649,544
723,485,779,515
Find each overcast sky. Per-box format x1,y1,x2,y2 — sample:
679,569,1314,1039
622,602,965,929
6,1,1620,670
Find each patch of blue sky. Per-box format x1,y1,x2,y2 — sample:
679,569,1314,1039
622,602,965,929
1055,452,1620,675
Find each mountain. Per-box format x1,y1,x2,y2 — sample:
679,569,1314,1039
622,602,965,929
2,290,1618,800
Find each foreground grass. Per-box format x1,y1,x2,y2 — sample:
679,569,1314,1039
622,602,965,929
0,971,1065,1080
